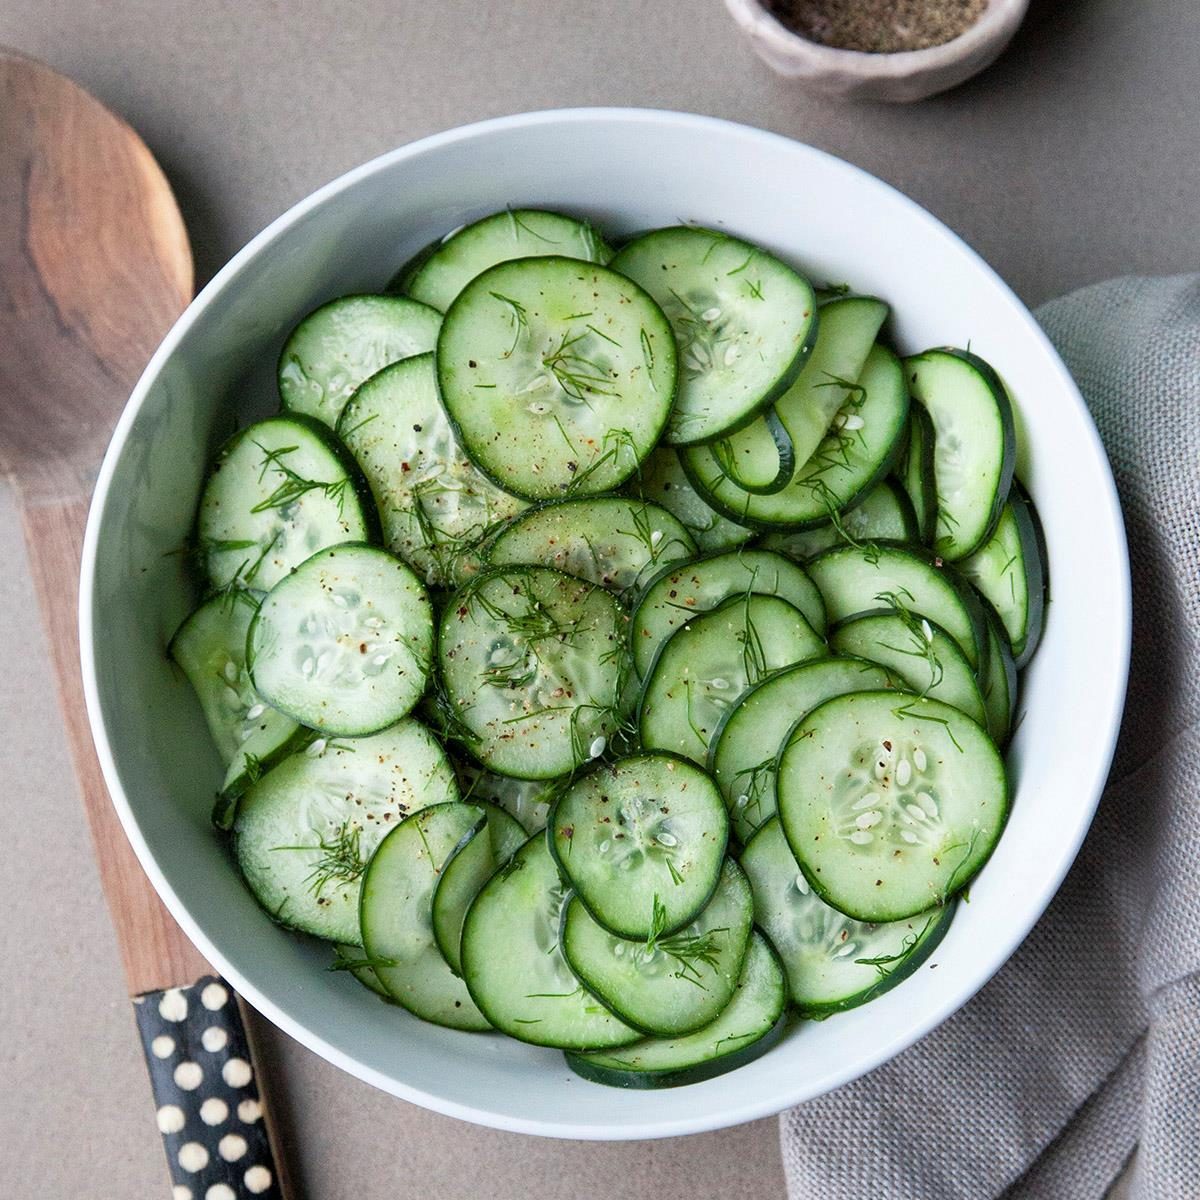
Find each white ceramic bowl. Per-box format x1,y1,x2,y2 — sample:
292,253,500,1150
80,109,1129,1139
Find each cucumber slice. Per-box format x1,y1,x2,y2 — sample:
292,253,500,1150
198,414,375,593
331,943,393,1002
682,343,909,530
360,802,491,1030
406,209,612,312
904,348,1016,561
610,227,817,445
431,804,527,974
550,753,729,939
488,497,696,594
632,446,754,553
979,609,1018,746
806,542,986,670
740,817,952,1017
631,549,826,680
564,933,787,1088
710,656,895,844
168,590,301,772
830,611,987,727
214,720,314,829
777,691,1008,922
898,404,938,545
561,858,754,1036
278,294,441,428
759,478,918,562
707,407,796,494
169,591,309,828
639,594,826,765
437,567,630,779
436,257,677,500
454,759,560,833
958,481,1048,666
247,544,433,737
232,718,458,943
337,354,527,588
705,294,889,492
460,834,639,1049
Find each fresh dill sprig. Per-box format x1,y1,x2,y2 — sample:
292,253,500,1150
853,922,929,979
328,945,400,974
657,925,729,988
543,328,618,403
272,819,368,900
489,291,529,358
251,442,351,516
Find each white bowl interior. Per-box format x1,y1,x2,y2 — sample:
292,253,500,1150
82,109,1129,1139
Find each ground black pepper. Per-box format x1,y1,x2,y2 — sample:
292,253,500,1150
768,0,988,53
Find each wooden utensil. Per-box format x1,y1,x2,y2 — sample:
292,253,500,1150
0,47,290,1199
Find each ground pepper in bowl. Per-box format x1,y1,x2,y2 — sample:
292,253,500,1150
767,0,988,52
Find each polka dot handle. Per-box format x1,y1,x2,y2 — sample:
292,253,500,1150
133,976,284,1199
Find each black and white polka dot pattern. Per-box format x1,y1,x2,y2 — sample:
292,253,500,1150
133,976,281,1199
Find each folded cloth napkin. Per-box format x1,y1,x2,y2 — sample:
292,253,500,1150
781,275,1200,1200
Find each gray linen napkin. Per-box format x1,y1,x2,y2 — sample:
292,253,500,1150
780,275,1200,1199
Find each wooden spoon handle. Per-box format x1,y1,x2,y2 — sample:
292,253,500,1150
20,495,292,1198
135,976,285,1199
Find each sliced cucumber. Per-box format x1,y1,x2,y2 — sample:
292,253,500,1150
214,720,314,829
706,294,889,492
759,478,918,562
639,594,825,765
454,759,560,832
550,753,728,939
405,209,612,312
460,834,638,1049
958,481,1047,666
198,415,375,593
740,817,952,1017
706,408,796,495
830,611,987,727
806,542,986,670
168,591,302,811
488,497,696,594
278,294,441,428
337,354,526,588
610,227,816,445
437,567,630,779
437,257,677,500
561,858,754,1036
631,446,754,553
360,802,491,1030
247,544,432,737
331,943,393,1001
631,549,826,680
431,803,527,974
898,404,937,545
564,932,787,1088
709,656,895,844
232,718,458,943
777,691,1008,922
904,348,1016,560
682,343,909,529
979,609,1018,746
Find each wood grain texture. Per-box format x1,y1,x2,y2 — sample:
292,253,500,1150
0,46,204,994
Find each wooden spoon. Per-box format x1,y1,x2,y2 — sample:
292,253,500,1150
0,47,291,1199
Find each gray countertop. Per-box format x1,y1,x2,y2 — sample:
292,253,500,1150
1,0,1193,1194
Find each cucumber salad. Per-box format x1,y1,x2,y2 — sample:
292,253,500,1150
171,209,1048,1089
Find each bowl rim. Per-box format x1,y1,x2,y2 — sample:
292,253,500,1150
79,106,1131,1139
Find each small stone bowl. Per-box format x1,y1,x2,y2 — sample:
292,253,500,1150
724,0,1030,101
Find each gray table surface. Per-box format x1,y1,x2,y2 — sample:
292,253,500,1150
1,0,1194,1195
